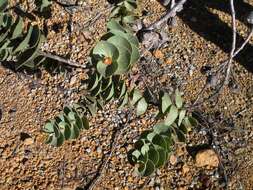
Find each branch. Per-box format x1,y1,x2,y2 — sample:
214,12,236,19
39,50,87,69
190,0,242,108
233,27,253,57
224,0,237,84
146,0,188,30
83,115,129,190
52,0,79,8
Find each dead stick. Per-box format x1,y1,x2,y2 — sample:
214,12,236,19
224,0,237,85
39,50,87,69
146,0,187,30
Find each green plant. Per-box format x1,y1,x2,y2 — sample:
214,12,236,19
0,0,7,12
0,1,46,70
36,0,52,12
110,0,138,25
91,19,139,77
87,73,127,106
39,0,200,181
128,90,198,176
44,106,89,147
129,88,148,116
43,17,140,146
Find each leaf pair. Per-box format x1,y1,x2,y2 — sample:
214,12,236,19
159,89,182,115
0,12,45,70
92,19,139,78
128,90,198,176
44,106,89,147
0,0,7,12
128,127,172,176
130,88,148,116
86,72,129,106
110,0,138,25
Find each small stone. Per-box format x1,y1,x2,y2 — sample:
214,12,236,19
169,154,178,165
182,164,190,175
153,50,164,59
24,138,34,145
96,147,102,154
20,132,31,141
70,76,77,86
85,148,91,153
195,149,219,168
178,187,187,190
148,178,155,186
165,58,173,65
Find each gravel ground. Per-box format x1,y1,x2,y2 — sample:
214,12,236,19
0,0,252,189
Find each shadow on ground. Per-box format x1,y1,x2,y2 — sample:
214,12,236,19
178,0,253,73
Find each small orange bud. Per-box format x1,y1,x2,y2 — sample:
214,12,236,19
103,57,112,65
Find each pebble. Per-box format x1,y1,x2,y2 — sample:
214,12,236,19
96,147,102,153
169,154,178,165
182,164,190,175
195,149,219,168
85,148,91,153
24,138,34,146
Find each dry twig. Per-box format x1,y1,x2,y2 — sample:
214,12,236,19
146,0,188,30
84,111,131,190
39,50,87,69
191,0,253,108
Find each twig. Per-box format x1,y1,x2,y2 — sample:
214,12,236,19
233,27,253,57
224,0,237,85
84,124,126,190
39,50,87,69
146,0,188,30
215,27,253,74
60,156,66,189
171,0,176,8
189,0,252,108
53,0,78,8
233,101,253,118
83,6,113,28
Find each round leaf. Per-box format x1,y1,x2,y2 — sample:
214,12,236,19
136,97,148,116
164,105,178,126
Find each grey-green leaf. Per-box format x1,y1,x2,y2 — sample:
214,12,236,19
136,97,148,116
161,92,172,113
178,109,186,126
175,89,183,108
131,88,142,105
137,159,155,176
164,105,178,126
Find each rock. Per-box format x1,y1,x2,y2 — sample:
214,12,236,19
165,58,173,65
140,31,160,49
195,149,219,168
69,75,77,86
182,164,190,175
24,138,34,146
153,50,164,59
96,147,102,154
169,154,178,165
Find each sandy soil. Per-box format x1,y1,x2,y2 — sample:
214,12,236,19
0,0,252,189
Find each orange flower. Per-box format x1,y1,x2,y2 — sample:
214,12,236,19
103,57,112,65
